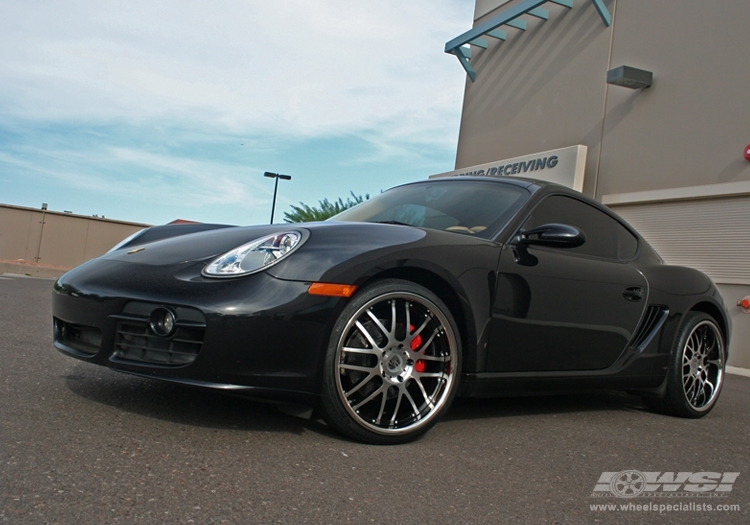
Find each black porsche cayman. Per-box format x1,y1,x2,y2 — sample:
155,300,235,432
52,177,730,444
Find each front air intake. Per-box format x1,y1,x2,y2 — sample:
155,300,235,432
110,303,206,366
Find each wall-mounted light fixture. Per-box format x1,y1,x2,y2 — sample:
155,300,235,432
606,65,653,89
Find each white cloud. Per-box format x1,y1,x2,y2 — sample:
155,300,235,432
0,0,471,142
0,144,266,209
0,1,474,225
106,146,269,206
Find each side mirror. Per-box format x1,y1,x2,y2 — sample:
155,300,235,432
512,223,586,248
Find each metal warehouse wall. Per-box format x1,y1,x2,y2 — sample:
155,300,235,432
612,195,750,369
0,204,149,270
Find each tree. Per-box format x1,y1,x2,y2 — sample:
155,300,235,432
284,191,369,223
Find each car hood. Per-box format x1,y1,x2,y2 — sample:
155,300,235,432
102,221,427,269
105,224,297,265
100,222,502,283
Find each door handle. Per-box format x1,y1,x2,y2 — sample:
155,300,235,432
623,286,644,302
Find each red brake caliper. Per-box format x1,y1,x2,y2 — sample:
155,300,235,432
410,324,425,373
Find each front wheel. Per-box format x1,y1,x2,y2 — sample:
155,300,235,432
320,279,461,444
643,312,725,418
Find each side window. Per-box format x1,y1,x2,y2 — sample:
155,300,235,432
521,195,620,259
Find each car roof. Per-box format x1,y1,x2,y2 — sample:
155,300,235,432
399,175,568,194
406,175,625,218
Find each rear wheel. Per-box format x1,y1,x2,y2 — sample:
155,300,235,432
643,312,725,418
320,279,461,444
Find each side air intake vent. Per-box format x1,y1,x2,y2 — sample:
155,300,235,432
630,305,669,351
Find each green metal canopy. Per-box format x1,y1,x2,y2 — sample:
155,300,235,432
445,0,612,81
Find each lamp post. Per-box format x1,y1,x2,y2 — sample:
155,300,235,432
263,172,292,224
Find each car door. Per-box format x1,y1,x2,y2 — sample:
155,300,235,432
486,194,647,372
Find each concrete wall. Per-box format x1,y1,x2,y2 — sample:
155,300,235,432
455,0,614,196
455,0,750,197
598,1,750,197
0,204,149,270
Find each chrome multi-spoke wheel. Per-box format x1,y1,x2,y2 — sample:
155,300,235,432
680,319,724,412
643,312,725,418
320,280,460,444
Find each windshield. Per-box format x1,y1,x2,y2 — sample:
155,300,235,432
330,180,529,239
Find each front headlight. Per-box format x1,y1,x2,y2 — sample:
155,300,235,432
202,231,304,277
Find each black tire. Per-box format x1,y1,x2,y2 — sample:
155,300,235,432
319,279,462,444
642,312,725,418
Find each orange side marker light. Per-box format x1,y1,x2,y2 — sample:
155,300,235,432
308,282,358,298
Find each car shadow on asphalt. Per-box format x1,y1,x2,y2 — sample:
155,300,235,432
62,362,338,438
444,390,650,422
63,362,651,440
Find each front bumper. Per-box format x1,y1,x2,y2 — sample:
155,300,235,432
52,258,344,404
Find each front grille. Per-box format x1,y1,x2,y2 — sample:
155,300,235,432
630,305,669,350
111,303,206,366
54,318,102,355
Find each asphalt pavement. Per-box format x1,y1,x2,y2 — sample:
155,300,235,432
1,275,748,524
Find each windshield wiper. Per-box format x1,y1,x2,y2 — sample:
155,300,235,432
372,220,411,226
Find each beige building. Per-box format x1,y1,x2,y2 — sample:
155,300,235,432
445,0,750,367
0,203,149,271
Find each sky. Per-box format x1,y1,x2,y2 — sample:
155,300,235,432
0,0,474,226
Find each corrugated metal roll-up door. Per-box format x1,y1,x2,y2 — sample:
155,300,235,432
609,195,750,286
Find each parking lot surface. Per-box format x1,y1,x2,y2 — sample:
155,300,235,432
1,275,748,524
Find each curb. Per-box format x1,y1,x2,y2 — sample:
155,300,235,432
727,365,750,378
0,261,68,279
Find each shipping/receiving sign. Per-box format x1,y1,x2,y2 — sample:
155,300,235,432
429,145,587,192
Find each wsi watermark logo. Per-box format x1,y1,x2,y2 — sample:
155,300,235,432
591,470,740,498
